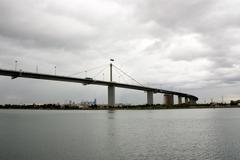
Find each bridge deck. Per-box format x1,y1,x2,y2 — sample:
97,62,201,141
0,69,198,101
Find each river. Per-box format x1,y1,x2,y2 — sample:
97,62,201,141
0,108,240,160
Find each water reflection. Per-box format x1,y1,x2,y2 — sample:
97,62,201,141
107,110,115,119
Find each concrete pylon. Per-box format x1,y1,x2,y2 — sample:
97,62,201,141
178,96,182,104
190,98,196,104
164,94,174,105
185,97,189,104
108,85,115,106
147,91,154,105
108,61,115,106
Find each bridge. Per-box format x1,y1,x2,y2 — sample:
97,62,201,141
0,62,198,106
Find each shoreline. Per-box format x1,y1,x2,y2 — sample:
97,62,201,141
0,105,239,110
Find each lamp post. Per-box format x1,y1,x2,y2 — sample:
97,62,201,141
15,60,18,71
54,66,56,75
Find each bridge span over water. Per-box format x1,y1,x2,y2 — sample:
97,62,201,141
0,64,198,106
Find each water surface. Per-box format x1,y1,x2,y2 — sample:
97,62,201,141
0,108,240,160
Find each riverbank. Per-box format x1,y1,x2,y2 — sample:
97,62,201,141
0,104,239,110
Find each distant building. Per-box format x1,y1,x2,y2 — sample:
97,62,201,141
81,99,97,106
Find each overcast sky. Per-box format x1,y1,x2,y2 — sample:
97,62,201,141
0,0,240,104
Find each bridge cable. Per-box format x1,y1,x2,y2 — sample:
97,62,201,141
92,66,109,80
112,66,131,84
112,64,145,87
68,64,108,77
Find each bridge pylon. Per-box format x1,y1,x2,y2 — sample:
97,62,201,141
108,85,115,106
147,91,154,105
108,60,115,106
178,96,182,104
164,94,174,105
185,97,189,104
190,98,197,104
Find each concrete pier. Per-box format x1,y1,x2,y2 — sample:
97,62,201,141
108,85,115,106
147,91,154,105
185,97,189,104
164,94,174,105
190,98,196,104
178,96,182,104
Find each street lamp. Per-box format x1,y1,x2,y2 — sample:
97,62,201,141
54,66,56,75
15,60,18,71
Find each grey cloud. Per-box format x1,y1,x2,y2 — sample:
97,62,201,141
0,0,100,51
0,0,240,104
135,0,216,29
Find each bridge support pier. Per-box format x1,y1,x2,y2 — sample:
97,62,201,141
185,97,189,104
147,91,154,105
178,96,182,104
189,98,196,105
108,85,115,106
164,94,174,105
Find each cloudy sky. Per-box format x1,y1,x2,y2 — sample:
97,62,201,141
0,0,240,104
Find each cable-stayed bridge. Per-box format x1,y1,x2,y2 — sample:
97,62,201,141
0,62,198,106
